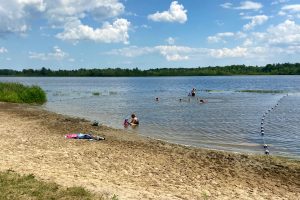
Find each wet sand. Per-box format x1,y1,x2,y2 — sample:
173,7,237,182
0,102,299,199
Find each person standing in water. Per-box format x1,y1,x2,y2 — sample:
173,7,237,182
191,88,196,97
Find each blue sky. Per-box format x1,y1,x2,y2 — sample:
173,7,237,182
0,0,300,70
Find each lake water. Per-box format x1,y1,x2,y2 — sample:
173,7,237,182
1,76,300,159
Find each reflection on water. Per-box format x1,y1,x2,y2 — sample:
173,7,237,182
1,76,300,159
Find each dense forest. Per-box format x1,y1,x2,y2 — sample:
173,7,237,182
0,63,300,76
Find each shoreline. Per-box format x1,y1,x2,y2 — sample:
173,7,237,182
1,102,299,199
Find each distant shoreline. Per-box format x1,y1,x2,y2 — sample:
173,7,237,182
1,63,300,76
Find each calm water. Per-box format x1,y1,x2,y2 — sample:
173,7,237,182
1,76,300,159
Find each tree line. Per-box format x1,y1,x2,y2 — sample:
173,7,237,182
1,63,300,76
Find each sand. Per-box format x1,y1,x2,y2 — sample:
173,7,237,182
0,102,299,200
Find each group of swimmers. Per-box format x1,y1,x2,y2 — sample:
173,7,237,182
181,88,207,103
125,87,206,127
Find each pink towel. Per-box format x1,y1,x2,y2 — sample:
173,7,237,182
65,134,78,139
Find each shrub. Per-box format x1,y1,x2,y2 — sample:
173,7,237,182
0,82,47,104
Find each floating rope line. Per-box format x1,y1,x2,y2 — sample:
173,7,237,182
260,94,289,155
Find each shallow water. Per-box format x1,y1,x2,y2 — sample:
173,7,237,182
1,76,300,158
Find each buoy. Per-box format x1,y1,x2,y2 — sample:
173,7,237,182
263,144,268,148
265,149,270,155
261,122,264,124
262,118,264,121
261,129,264,132
261,131,264,135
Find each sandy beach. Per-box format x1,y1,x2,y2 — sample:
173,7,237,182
0,102,299,200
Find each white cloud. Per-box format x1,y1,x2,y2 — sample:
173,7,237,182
45,0,124,23
44,0,128,44
0,0,45,34
281,4,300,12
155,45,193,61
106,46,155,57
220,3,233,9
207,32,235,43
107,45,204,61
166,37,176,45
279,4,300,18
29,46,69,60
165,54,188,61
246,20,300,47
221,1,262,11
56,18,130,44
0,47,8,53
108,44,252,61
0,0,129,44
107,19,300,61
243,15,269,30
210,46,248,58
237,1,263,10
141,24,151,29
240,20,300,57
271,0,290,5
266,20,300,45
243,38,253,46
278,11,286,16
148,1,187,23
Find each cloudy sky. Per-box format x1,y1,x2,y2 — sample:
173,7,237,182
0,0,300,70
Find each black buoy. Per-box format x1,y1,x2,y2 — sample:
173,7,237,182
263,144,268,148
265,149,270,155
261,131,264,135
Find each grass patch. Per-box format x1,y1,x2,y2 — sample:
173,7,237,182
111,194,119,200
0,82,46,104
236,89,285,94
0,170,106,200
202,89,224,93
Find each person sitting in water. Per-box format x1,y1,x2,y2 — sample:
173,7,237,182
130,113,139,125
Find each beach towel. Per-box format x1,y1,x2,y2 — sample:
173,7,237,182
65,133,101,140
